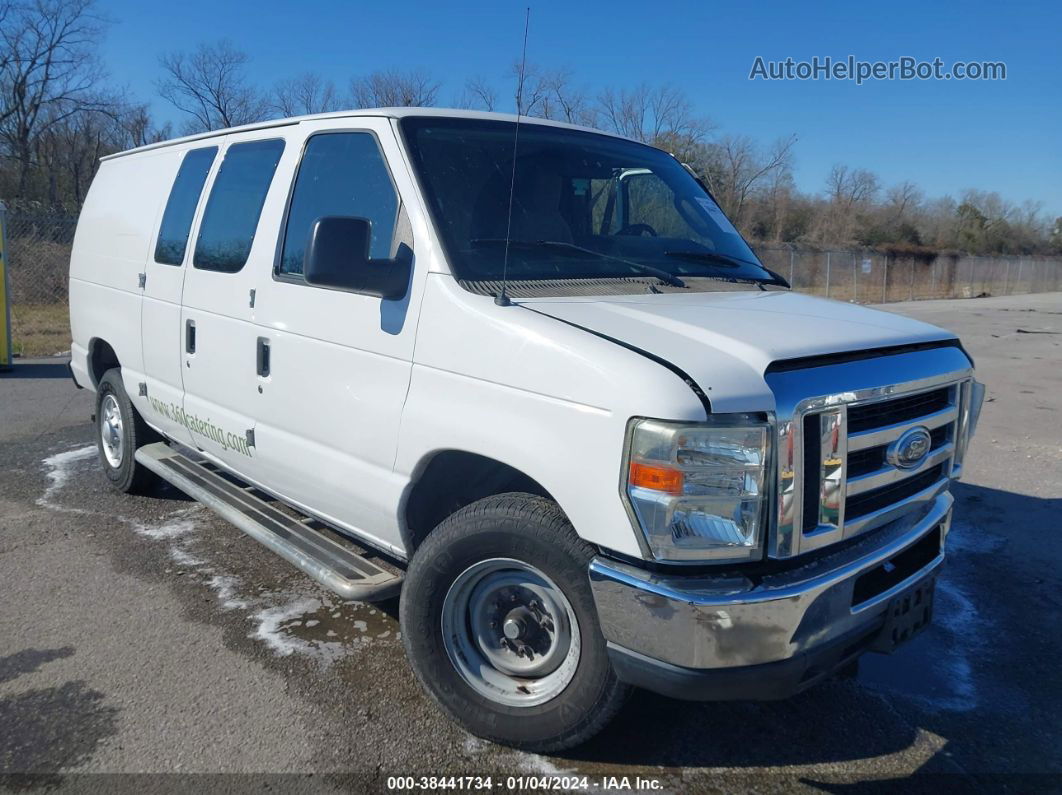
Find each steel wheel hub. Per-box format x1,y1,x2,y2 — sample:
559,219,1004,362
441,558,581,707
100,394,124,468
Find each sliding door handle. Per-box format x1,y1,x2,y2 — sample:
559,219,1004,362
185,319,196,354
256,337,270,377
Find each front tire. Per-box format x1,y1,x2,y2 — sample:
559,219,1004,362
95,368,160,494
400,493,629,752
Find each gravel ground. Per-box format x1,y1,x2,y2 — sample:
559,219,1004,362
1,292,1059,792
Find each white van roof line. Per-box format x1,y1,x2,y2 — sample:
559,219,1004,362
100,107,633,161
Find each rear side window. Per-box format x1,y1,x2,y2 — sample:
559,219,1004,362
155,147,217,265
278,132,398,276
194,139,285,273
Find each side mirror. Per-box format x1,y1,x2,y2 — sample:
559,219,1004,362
304,216,410,299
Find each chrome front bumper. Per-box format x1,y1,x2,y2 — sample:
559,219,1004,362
589,492,952,680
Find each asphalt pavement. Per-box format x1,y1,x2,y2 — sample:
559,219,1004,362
1,292,1060,792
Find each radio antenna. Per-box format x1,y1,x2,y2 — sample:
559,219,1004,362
495,6,531,307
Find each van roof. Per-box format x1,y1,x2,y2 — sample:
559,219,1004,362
101,107,631,161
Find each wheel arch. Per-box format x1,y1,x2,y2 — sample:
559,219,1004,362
401,449,559,553
87,337,121,388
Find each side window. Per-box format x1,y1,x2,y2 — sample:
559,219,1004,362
279,132,398,276
624,172,690,238
193,139,285,273
154,147,217,265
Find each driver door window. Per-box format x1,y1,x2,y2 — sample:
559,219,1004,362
623,172,690,238
278,131,398,277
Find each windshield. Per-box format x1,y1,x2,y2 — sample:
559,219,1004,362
400,117,781,295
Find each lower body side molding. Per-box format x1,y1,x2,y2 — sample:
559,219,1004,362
135,442,403,602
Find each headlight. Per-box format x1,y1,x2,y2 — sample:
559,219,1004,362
623,416,770,563
952,379,985,476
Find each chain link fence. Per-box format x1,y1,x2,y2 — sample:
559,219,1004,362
755,244,1062,303
4,210,78,357
2,210,1061,357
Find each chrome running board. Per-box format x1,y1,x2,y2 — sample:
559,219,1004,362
135,442,402,601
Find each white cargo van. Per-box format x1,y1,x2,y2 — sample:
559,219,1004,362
69,108,983,751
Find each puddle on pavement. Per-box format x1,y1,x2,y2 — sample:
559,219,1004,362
37,443,403,668
273,599,398,646
858,579,979,711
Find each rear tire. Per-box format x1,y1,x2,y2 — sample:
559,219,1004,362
400,493,629,752
95,368,161,494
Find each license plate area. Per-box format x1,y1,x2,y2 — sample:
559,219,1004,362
869,577,936,653
852,524,942,607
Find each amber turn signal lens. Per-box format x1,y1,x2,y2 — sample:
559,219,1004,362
629,461,684,494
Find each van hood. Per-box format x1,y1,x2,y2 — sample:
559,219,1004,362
521,290,958,413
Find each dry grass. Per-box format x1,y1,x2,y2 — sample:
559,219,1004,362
9,303,70,358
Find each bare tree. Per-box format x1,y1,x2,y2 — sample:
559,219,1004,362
917,195,960,249
596,83,712,160
349,68,439,108
826,164,879,209
455,75,498,111
116,102,171,149
30,95,167,206
521,66,595,125
819,164,880,243
271,72,340,118
885,180,923,222
760,168,800,242
36,104,104,205
702,134,796,227
158,40,268,132
0,1,15,101
0,0,111,196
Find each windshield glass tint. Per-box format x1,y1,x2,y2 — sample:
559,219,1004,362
400,117,775,288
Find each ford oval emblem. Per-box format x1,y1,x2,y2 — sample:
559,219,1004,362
887,426,932,470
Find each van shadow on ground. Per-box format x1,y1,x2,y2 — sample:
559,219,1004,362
1,361,72,380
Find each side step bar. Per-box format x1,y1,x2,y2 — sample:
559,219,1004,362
135,442,402,602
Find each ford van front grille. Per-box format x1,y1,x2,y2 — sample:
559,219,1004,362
766,345,976,559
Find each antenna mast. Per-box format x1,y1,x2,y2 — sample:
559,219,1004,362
496,7,531,307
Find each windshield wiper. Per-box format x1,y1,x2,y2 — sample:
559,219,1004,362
471,238,685,288
663,249,754,269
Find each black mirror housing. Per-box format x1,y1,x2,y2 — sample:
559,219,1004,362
303,216,410,299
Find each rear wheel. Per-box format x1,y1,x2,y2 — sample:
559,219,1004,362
95,369,160,494
400,493,629,751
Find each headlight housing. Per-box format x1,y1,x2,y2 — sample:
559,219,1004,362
623,415,771,563
952,379,985,476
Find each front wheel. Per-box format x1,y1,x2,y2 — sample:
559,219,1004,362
400,493,629,752
95,368,160,494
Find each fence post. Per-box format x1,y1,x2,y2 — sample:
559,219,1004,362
825,252,831,298
0,202,11,370
882,254,888,303
789,248,795,286
852,252,858,303
1015,257,1023,295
